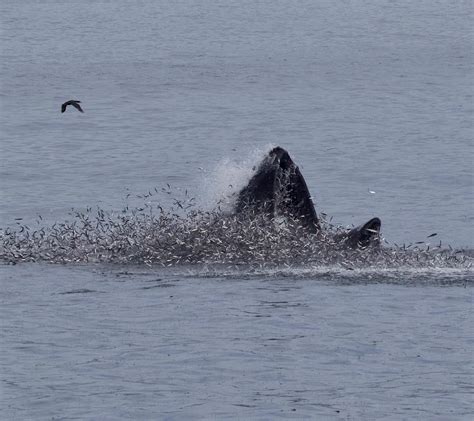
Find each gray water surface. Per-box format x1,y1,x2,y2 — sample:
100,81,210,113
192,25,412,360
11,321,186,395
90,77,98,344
1,1,473,419
1,265,473,420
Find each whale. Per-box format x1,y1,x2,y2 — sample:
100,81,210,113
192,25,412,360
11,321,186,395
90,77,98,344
235,146,381,248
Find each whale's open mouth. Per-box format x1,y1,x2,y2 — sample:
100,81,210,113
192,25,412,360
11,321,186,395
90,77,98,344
235,146,385,248
2,146,470,269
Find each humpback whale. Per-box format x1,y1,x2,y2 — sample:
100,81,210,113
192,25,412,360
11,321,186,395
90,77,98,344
235,146,381,249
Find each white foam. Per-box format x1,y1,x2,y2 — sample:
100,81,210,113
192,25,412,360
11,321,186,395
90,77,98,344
197,144,275,212
179,264,474,282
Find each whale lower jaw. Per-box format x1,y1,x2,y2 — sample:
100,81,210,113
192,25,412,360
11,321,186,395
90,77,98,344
338,217,382,249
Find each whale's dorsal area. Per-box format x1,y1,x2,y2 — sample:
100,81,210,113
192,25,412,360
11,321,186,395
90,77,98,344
234,146,381,248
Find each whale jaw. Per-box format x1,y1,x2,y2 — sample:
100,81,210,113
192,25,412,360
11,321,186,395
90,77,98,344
339,217,382,249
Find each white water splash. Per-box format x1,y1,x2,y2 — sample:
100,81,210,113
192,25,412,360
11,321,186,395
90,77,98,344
196,144,275,212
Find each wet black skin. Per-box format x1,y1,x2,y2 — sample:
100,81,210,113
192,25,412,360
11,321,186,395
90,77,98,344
235,146,381,248
235,147,320,233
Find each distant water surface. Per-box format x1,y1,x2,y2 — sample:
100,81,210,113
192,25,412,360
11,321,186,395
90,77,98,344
1,265,473,420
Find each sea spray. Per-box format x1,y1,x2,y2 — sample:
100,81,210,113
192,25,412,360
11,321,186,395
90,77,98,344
196,145,274,212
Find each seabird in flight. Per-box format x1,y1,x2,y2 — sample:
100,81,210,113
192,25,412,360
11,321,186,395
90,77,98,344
61,100,84,113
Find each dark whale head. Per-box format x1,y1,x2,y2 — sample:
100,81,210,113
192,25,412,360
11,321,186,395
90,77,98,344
235,147,320,233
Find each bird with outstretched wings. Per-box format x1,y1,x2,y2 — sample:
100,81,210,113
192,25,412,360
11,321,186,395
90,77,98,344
61,100,84,113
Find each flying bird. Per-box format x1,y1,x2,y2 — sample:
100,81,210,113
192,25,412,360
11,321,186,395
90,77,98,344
61,100,84,113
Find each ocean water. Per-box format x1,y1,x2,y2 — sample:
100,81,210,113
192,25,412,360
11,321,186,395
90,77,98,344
1,265,472,420
1,0,473,419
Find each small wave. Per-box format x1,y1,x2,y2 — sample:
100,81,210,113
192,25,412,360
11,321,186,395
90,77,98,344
191,264,473,285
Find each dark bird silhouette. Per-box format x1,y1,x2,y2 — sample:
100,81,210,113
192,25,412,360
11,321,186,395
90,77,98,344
61,100,84,113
